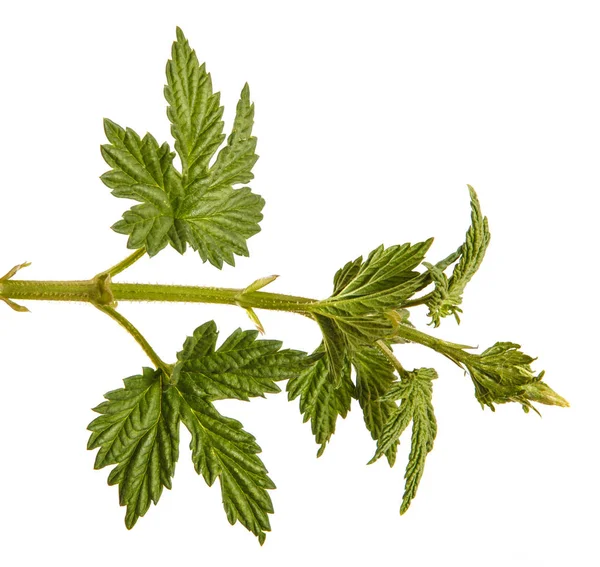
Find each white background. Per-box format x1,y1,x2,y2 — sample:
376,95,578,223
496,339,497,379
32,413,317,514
0,1,598,565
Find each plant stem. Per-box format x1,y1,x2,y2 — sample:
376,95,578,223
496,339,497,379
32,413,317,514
401,292,434,308
376,340,409,379
94,303,171,374
112,284,317,312
394,323,475,366
101,248,146,278
0,279,318,312
1,272,477,369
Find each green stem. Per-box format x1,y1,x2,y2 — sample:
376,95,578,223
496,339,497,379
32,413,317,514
0,279,102,303
94,303,171,374
376,340,409,379
1,271,475,370
1,279,318,313
401,291,434,308
394,323,475,366
101,248,146,278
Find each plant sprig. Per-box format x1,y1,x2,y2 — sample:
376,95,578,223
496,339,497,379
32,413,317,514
0,28,568,544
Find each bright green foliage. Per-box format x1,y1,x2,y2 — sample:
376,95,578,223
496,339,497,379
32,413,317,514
102,28,263,267
0,26,566,545
370,368,438,515
310,240,433,383
353,346,398,466
88,321,312,543
164,28,225,189
87,368,179,529
425,186,491,326
312,313,349,386
287,344,355,457
172,320,311,401
462,342,569,413
320,240,434,317
176,386,275,545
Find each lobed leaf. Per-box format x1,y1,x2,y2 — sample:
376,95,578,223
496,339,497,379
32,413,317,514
320,240,434,317
425,185,491,326
175,388,275,545
102,28,263,267
173,320,311,401
370,367,437,515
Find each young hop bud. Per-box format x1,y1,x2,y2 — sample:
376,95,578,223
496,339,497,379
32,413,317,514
464,342,568,413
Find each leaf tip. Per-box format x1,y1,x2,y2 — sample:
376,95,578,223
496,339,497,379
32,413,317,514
241,82,251,99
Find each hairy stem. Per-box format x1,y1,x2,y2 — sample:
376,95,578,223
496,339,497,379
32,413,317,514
376,340,409,379
1,279,318,312
100,248,147,278
400,292,434,308
93,303,171,375
1,273,478,370
394,323,475,366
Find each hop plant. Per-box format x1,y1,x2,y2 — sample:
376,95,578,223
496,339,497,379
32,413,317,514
0,28,567,544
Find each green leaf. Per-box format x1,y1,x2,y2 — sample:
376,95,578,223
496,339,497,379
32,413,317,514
320,240,434,317
206,83,258,191
287,344,355,457
305,243,434,387
175,387,275,544
87,368,179,529
352,346,398,466
176,185,264,268
164,27,225,188
102,28,264,267
426,185,491,326
308,242,433,379
370,367,437,515
100,121,180,256
172,321,311,401
313,314,348,386
463,342,569,412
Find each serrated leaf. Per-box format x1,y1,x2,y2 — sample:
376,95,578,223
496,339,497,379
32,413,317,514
426,186,491,326
320,240,434,317
177,185,264,268
308,242,433,378
87,368,179,529
370,367,437,515
352,346,398,466
102,28,263,267
112,203,174,255
165,27,225,188
173,320,311,401
287,344,355,457
207,83,258,191
175,387,274,544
